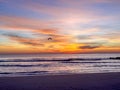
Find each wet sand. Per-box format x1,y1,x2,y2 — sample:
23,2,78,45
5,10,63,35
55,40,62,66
0,72,120,90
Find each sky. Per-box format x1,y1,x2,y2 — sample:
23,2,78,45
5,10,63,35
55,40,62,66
0,0,120,54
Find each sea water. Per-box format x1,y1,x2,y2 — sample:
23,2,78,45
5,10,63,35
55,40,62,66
0,53,120,77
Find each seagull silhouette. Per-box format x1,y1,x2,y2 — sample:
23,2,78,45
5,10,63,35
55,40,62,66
48,37,52,40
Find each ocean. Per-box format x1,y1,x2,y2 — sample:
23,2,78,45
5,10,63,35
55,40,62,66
0,53,120,77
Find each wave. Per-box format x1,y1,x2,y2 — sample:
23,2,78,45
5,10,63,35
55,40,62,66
0,64,50,67
0,71,49,75
0,57,119,62
94,65,120,67
61,61,120,63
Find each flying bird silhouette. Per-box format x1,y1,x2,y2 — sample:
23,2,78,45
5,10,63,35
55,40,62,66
48,37,52,40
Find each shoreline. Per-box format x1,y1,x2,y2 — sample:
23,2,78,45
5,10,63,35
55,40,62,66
0,72,120,90
0,71,120,78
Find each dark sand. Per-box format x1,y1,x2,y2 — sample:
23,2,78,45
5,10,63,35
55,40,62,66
0,73,120,90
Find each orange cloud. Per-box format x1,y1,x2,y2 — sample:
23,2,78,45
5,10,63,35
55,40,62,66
33,28,73,43
0,15,50,31
11,37,44,46
36,29,58,34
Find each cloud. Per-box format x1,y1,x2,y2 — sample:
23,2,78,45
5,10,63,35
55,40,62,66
79,45,101,49
33,28,72,43
35,29,58,34
0,0,120,53
100,32,120,40
1,28,73,48
2,33,44,46
11,37,44,46
0,15,73,43
0,15,50,31
20,0,118,27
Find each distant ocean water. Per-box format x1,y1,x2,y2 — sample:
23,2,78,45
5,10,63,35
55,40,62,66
0,53,120,77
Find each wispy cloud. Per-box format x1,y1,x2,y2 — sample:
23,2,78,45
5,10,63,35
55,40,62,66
1,32,44,46
79,45,101,49
0,15,50,30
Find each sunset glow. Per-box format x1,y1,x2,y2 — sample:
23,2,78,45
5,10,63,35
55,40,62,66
0,0,120,54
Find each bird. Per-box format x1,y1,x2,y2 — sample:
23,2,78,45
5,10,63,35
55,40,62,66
48,37,52,40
